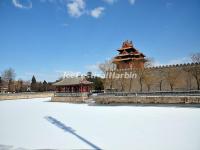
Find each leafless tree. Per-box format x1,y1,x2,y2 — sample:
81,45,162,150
99,59,116,90
188,65,200,90
182,67,193,90
128,69,134,92
155,69,165,91
189,53,200,90
135,67,144,92
15,79,23,92
118,69,126,91
0,76,2,92
134,58,154,92
144,57,155,68
1,68,16,92
164,68,180,91
1,68,16,82
191,52,200,63
143,70,155,92
99,59,116,74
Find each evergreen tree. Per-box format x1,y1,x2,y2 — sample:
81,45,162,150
31,76,36,84
0,77,2,85
87,72,92,79
43,80,48,91
31,75,37,91
86,72,104,92
0,77,2,91
93,77,104,91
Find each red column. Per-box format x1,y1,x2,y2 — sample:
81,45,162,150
79,85,81,93
80,85,82,93
86,86,88,92
72,86,74,93
83,86,86,92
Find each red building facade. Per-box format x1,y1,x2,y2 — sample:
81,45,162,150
53,77,92,93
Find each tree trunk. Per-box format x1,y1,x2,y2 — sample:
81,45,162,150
159,80,162,91
139,78,143,92
194,76,200,90
147,85,150,92
121,79,125,92
129,78,133,92
110,79,113,90
170,84,173,91
109,71,113,90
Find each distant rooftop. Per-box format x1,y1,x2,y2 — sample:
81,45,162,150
53,77,92,86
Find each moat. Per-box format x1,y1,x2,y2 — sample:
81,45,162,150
0,97,200,150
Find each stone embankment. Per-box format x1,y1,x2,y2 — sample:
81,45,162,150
51,96,88,103
94,96,200,104
0,92,54,100
51,92,90,103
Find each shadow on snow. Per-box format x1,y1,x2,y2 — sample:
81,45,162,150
44,116,102,150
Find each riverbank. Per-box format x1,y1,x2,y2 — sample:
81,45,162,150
0,92,54,100
94,96,200,104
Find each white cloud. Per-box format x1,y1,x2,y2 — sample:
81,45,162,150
154,57,191,67
40,0,63,4
102,0,117,4
103,0,135,5
67,0,86,17
85,63,104,77
85,64,100,72
166,2,173,8
61,23,69,27
167,57,191,65
90,7,105,18
40,0,54,2
12,0,32,9
128,0,136,5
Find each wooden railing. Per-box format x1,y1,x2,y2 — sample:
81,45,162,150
54,92,89,97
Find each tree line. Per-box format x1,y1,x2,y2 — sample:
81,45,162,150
0,68,104,93
0,69,54,93
30,75,55,92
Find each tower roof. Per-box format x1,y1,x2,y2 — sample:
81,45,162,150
118,40,134,50
113,40,146,66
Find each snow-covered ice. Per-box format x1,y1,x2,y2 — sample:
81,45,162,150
0,98,200,150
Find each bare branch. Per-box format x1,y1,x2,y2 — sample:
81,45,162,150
191,52,200,63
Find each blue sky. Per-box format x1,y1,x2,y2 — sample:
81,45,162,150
0,0,200,82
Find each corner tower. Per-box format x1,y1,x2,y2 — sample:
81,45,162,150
113,40,146,69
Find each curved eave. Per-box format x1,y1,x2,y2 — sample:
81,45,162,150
53,82,93,86
117,47,138,51
113,57,145,62
116,53,145,57
141,53,146,57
